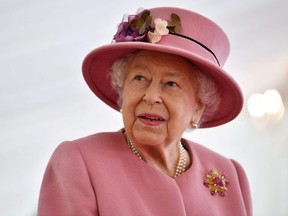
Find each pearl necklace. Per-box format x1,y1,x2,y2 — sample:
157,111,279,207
123,132,187,178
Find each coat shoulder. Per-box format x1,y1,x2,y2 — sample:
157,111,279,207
72,130,123,146
183,138,231,165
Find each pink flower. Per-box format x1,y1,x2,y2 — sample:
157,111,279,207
154,18,169,35
147,31,162,43
147,18,169,43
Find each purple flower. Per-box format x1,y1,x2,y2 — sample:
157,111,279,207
113,21,147,42
113,12,150,42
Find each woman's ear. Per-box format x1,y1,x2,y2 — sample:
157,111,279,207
190,105,206,128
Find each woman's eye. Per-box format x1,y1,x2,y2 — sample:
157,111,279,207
133,75,144,81
166,81,179,87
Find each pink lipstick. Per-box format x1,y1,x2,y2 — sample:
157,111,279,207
138,113,165,126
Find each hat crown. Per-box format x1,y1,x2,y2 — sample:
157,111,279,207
146,7,230,67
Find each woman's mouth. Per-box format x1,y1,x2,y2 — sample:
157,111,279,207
138,113,165,126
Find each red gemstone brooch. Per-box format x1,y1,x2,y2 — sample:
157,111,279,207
203,169,229,196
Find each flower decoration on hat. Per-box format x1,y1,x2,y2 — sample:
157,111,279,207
203,169,229,196
113,9,182,44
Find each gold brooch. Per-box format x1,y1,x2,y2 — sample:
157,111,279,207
203,169,229,196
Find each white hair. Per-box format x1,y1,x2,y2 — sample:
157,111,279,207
108,52,221,127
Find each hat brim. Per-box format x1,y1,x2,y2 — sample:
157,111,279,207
82,42,243,128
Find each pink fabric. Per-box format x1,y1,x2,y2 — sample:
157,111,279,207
38,131,252,216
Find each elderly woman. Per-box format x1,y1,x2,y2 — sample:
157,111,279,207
38,7,252,216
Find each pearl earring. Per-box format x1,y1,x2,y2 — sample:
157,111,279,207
191,122,198,129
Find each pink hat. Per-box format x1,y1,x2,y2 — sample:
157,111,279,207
82,7,243,128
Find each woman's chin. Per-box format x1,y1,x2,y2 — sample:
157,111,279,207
132,128,166,146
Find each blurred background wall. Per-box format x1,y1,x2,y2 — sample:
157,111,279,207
1,0,287,215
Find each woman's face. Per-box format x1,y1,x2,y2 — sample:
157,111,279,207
122,50,203,146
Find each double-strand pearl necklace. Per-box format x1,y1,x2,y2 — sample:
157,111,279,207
173,143,187,178
124,132,187,178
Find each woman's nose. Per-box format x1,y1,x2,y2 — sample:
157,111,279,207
143,82,162,105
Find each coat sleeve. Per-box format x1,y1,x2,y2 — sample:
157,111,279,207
231,159,253,216
38,141,98,216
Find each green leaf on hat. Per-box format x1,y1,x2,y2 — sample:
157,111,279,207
168,13,182,33
130,10,152,35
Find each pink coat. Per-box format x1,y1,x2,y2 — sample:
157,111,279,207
38,130,252,216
